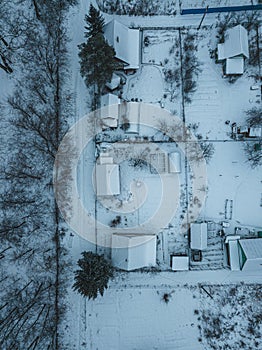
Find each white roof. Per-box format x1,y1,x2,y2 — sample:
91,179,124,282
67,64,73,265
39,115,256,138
101,93,120,107
249,127,262,137
228,240,240,271
190,223,208,250
124,102,140,133
218,25,249,60
169,152,181,173
95,163,120,196
104,20,140,70
106,73,121,90
239,238,262,260
111,234,156,271
226,57,244,75
100,93,120,128
171,256,189,271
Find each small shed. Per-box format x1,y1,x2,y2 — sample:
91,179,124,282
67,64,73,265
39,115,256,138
111,234,156,271
171,255,189,271
168,152,181,173
106,73,121,91
100,93,120,129
249,127,262,138
190,223,208,250
95,156,120,196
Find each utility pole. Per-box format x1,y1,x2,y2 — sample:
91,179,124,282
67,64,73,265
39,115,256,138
197,5,209,30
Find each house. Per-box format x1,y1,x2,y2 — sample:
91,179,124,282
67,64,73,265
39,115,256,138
111,233,156,271
104,19,140,70
95,155,120,196
106,73,121,91
217,25,249,75
100,93,120,129
226,236,262,271
190,223,208,250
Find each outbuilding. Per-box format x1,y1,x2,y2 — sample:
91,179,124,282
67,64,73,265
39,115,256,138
95,155,120,196
190,223,208,250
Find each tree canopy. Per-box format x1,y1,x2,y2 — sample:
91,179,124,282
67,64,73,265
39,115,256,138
79,33,116,93
84,4,105,38
73,252,114,299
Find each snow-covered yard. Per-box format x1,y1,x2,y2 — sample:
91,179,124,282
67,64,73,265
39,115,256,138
202,142,261,228
185,27,261,141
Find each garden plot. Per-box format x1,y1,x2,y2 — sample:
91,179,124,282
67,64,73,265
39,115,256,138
198,284,262,350
184,28,260,141
201,142,262,227
142,30,179,66
84,286,203,350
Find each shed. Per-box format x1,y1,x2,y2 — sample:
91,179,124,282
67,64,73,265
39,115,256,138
106,73,121,91
111,234,156,271
171,255,189,271
168,152,181,173
249,127,262,138
95,156,120,196
190,223,208,250
104,20,140,70
238,238,262,271
100,93,120,129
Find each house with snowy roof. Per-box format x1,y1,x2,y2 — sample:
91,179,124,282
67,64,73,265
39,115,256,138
104,19,140,70
217,24,249,75
226,237,262,272
111,233,156,271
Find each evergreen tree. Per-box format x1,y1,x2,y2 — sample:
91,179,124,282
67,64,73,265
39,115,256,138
84,4,105,38
78,33,116,93
73,252,114,299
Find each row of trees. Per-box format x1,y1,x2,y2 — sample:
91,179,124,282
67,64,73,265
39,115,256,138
0,0,76,348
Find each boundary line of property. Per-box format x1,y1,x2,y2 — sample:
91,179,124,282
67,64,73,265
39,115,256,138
181,4,262,15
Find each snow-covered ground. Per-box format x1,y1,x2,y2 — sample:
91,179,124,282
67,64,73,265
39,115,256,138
60,1,262,349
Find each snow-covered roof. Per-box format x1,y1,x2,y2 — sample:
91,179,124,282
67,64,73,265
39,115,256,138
169,152,181,173
106,73,121,90
218,25,249,60
249,127,262,138
226,57,244,75
190,223,208,250
124,102,140,133
104,20,140,70
239,238,262,260
228,240,240,271
101,93,120,107
111,234,156,271
95,160,120,196
171,256,189,271
100,93,120,128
